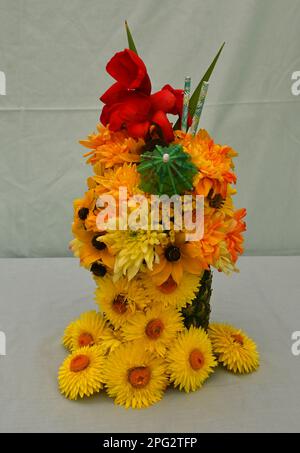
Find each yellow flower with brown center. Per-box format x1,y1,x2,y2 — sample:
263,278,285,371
103,342,167,409
166,326,216,392
140,271,201,309
62,310,115,353
122,306,184,356
208,323,259,373
71,226,115,271
150,233,203,285
58,345,105,400
95,275,147,328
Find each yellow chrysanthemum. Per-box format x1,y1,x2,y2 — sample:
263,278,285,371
166,326,216,392
103,342,168,409
102,228,167,280
208,323,259,374
95,275,147,328
141,272,201,309
122,306,184,356
61,310,113,353
58,345,105,400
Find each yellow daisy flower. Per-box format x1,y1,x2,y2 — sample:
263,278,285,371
95,275,147,328
208,323,259,374
122,306,184,356
103,342,167,409
61,310,113,353
62,320,76,350
141,272,201,309
58,345,105,400
166,326,216,392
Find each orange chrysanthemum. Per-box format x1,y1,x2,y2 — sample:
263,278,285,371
80,124,144,169
175,129,237,199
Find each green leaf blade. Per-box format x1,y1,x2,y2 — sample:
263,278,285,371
125,21,138,54
174,42,225,130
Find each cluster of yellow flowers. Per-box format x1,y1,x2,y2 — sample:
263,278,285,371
58,124,259,409
59,310,259,407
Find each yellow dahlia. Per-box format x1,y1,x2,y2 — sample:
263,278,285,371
95,275,147,328
103,342,168,409
208,323,259,373
122,306,184,356
61,310,113,353
166,326,216,392
141,272,201,309
58,345,105,400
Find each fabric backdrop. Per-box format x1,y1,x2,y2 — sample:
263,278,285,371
0,0,299,257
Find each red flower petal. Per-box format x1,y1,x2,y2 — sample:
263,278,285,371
100,82,127,104
106,49,151,94
152,110,174,143
127,121,150,138
150,89,176,113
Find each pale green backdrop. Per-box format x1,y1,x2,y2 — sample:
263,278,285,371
0,0,299,257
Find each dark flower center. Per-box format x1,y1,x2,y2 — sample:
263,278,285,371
91,234,106,250
165,245,181,262
78,207,89,220
90,262,107,277
112,295,128,314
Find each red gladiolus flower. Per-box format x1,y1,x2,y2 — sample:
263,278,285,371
100,49,187,142
105,49,151,94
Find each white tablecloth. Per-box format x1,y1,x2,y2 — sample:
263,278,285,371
0,257,299,433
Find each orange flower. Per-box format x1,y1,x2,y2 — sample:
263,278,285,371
80,124,144,168
71,224,115,269
150,233,203,285
225,208,247,263
91,163,141,199
186,210,225,269
175,129,237,198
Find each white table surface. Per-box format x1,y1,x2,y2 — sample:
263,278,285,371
0,256,299,433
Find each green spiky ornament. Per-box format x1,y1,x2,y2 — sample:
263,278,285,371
138,144,198,196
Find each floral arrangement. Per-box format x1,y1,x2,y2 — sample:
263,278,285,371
58,23,259,409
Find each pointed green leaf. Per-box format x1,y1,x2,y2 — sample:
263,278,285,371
125,20,138,54
174,42,225,130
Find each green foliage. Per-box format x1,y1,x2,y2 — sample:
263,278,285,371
174,42,225,130
125,21,138,54
181,270,212,331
